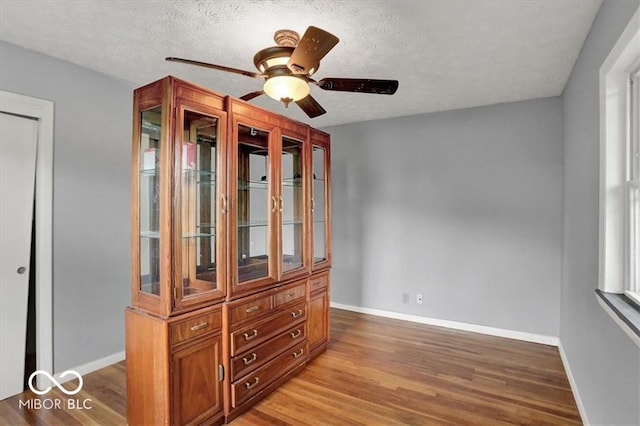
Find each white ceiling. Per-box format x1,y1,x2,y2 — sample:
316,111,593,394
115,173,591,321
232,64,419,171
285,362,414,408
0,0,602,127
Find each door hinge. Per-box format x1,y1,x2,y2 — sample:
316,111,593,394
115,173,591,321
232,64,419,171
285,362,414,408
218,364,225,382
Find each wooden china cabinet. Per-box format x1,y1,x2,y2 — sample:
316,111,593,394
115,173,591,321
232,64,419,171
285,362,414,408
125,76,331,425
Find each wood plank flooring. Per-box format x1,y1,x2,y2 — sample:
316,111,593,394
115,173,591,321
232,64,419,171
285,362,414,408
0,308,581,425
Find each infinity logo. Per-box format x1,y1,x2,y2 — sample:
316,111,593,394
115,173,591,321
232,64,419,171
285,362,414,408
28,370,83,396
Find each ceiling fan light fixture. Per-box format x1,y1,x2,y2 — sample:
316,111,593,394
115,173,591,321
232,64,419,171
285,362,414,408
263,75,310,105
167,26,395,118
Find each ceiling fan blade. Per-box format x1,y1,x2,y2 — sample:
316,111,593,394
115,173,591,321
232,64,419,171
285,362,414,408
316,78,399,95
295,95,327,118
166,57,262,78
287,26,339,75
240,90,265,101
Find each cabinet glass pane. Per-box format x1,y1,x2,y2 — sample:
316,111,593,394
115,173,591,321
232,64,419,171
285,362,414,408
180,110,220,297
312,146,326,263
139,107,162,295
281,137,304,272
237,125,270,282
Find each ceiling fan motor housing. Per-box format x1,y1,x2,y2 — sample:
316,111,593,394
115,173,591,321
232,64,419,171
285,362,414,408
253,45,318,76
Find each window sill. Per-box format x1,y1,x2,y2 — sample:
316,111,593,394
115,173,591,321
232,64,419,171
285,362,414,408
595,289,640,348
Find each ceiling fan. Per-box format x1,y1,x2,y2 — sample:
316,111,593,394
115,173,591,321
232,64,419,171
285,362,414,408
166,26,399,118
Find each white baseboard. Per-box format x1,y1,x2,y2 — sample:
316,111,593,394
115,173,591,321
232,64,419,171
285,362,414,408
558,341,589,425
330,302,559,346
56,351,125,383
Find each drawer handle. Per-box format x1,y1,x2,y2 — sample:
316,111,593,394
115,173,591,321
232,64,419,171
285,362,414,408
190,322,209,331
291,309,303,318
313,281,322,287
293,348,304,359
288,292,296,298
242,353,257,365
290,329,302,339
245,376,259,390
243,329,258,340
245,306,260,313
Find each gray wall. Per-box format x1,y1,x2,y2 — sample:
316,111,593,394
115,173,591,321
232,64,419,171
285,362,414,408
325,97,563,337
560,1,640,424
0,41,134,371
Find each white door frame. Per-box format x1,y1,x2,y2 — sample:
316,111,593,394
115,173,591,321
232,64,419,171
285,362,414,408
0,90,53,386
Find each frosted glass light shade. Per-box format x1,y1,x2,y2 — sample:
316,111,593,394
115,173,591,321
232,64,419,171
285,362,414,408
263,75,310,102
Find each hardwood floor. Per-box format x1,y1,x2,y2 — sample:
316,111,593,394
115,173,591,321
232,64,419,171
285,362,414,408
0,308,581,425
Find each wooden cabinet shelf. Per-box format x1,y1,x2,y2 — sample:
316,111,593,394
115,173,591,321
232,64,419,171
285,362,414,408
126,76,331,425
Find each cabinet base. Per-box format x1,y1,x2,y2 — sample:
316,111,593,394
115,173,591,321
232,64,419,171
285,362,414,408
308,341,329,362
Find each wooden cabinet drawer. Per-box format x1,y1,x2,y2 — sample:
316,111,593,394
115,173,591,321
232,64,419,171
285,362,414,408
231,323,307,381
309,273,328,293
230,302,306,356
170,309,221,345
274,283,306,307
229,295,272,326
231,342,307,408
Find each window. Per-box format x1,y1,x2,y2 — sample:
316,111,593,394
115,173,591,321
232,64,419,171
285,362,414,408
629,69,640,304
598,7,640,347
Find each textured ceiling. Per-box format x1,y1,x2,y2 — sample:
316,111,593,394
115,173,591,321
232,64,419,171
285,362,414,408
0,0,602,127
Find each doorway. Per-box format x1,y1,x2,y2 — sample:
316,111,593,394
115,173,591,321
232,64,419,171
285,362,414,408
0,90,53,397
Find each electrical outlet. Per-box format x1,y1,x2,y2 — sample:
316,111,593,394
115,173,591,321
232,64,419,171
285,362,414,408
416,293,423,304
402,293,410,304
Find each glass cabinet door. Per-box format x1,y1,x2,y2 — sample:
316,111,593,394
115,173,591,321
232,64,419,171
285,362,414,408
236,124,273,285
176,107,225,304
281,136,305,274
139,106,162,296
311,140,331,269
